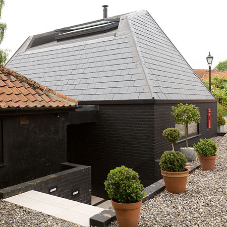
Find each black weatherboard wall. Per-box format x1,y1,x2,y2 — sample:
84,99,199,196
68,104,155,198
0,107,97,190
69,100,217,198
0,113,67,189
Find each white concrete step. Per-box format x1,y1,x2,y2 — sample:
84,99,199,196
4,190,104,226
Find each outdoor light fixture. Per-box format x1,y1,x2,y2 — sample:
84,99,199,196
206,52,213,91
49,187,57,193
72,191,79,196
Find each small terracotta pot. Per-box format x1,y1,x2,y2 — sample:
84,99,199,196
111,199,142,227
198,155,216,170
161,169,189,194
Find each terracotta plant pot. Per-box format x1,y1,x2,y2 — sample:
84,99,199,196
161,169,189,194
111,199,142,227
198,155,216,170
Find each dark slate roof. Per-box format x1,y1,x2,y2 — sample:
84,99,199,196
0,65,78,110
6,10,214,101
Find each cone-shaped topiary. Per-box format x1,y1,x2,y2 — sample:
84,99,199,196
104,166,145,203
159,150,187,172
217,111,226,126
163,128,181,151
194,139,217,157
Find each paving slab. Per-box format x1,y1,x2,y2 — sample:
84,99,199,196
91,195,104,205
4,190,103,227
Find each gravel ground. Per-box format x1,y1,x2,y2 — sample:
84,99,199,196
0,136,226,226
110,136,227,227
0,200,82,227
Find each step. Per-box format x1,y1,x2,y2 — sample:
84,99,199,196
4,190,104,226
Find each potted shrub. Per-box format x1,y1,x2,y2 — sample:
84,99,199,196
171,103,201,161
217,111,226,133
104,166,145,227
159,150,188,193
163,128,181,151
194,138,217,170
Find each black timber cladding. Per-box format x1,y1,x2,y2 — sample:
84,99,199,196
0,108,96,190
68,104,155,198
68,100,217,198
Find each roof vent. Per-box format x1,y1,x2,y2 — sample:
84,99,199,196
102,5,108,18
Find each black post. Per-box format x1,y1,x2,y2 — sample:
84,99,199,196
102,5,108,18
209,65,211,91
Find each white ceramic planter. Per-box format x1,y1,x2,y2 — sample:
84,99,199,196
217,125,225,133
180,147,197,162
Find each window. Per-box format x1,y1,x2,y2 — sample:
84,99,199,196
175,122,199,138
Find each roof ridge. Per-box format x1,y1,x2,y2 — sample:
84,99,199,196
0,65,78,105
125,10,154,99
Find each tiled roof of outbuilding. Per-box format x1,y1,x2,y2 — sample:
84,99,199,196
0,65,78,109
194,69,219,79
7,10,214,101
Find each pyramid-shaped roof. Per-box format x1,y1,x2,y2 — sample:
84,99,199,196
6,10,214,101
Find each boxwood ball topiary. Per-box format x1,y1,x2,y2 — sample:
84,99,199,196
194,139,217,157
159,150,187,172
163,128,181,151
104,166,145,203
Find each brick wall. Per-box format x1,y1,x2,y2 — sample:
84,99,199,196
0,163,91,204
68,104,155,198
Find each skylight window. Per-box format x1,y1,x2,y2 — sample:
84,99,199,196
55,19,119,41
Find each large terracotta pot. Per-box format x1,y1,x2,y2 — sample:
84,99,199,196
198,155,216,170
161,169,189,194
111,199,142,227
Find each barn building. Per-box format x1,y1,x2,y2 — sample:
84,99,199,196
6,10,217,197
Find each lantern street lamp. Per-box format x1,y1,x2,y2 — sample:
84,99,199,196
206,52,213,92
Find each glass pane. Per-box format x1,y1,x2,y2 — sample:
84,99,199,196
175,122,198,136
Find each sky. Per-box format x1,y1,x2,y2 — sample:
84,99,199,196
1,0,227,69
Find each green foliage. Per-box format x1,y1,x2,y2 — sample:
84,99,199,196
217,111,226,125
104,166,145,203
0,22,6,45
0,0,9,65
171,103,201,125
162,128,181,151
159,150,187,172
194,139,217,157
0,48,8,64
171,103,201,148
0,0,4,18
202,75,227,106
218,103,227,116
216,60,227,72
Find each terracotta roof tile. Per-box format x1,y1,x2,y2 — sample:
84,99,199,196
5,80,14,88
18,93,28,102
0,80,6,87
0,65,78,110
13,80,23,88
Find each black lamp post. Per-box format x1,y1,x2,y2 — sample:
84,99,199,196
206,52,213,91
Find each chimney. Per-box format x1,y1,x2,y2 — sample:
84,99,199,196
102,5,108,18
